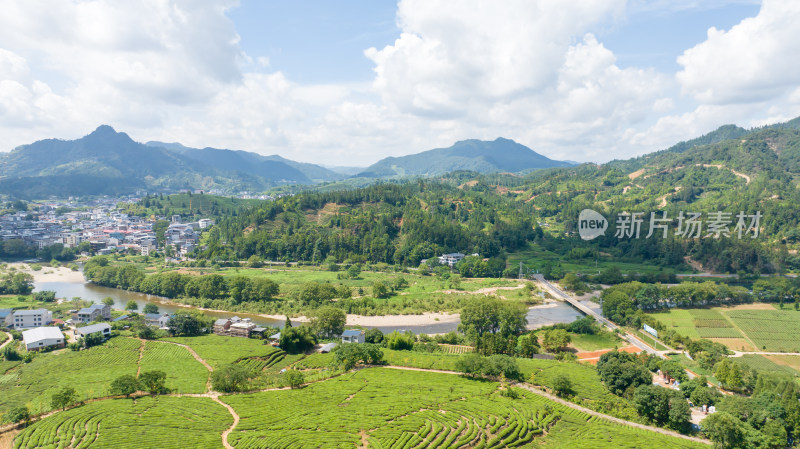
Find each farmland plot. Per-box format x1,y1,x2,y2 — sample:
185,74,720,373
223,367,704,449
0,337,140,418
139,341,209,393
162,334,282,368
13,396,231,449
727,310,800,352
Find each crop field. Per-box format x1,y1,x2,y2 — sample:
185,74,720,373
0,337,141,418
726,310,800,352
139,341,209,393
381,349,462,370
734,354,798,377
161,334,282,368
521,358,640,420
223,367,702,449
569,331,622,352
438,344,474,354
648,309,701,338
13,396,232,449
531,410,704,448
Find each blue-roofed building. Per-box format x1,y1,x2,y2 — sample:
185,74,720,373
341,329,364,344
145,313,171,328
0,308,12,327
112,315,130,322
75,303,111,323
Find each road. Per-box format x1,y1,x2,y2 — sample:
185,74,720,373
534,274,664,357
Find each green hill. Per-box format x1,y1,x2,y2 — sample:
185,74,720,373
357,137,572,178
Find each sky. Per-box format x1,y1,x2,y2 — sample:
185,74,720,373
1,0,799,167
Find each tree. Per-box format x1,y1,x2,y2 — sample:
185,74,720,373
702,412,748,449
283,370,305,389
51,386,78,410
167,312,207,337
4,406,29,426
365,328,384,344
346,264,361,279
82,331,103,348
110,374,139,398
597,350,651,396
279,326,317,354
284,316,292,329
372,281,390,299
310,306,346,338
211,364,252,393
142,303,159,314
458,297,527,342
552,375,574,397
137,325,158,340
333,343,384,370
384,331,414,350
34,290,56,302
138,370,168,395
102,297,115,306
456,353,487,378
125,300,138,312
542,329,571,353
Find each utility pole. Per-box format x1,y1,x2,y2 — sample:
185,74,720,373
519,261,523,280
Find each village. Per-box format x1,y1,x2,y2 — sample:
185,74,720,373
0,197,214,260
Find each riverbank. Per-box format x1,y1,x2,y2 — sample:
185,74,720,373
9,263,86,283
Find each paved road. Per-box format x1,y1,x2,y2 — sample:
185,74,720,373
534,274,663,357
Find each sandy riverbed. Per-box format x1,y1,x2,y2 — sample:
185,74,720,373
259,312,461,327
8,263,86,283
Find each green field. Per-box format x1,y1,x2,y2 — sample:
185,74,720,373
726,310,800,352
648,306,800,352
13,396,232,449
0,337,141,417
222,367,702,449
161,334,282,369
734,354,799,377
139,341,209,393
569,331,622,352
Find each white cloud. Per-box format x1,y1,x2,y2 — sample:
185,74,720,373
677,0,800,105
2,0,798,167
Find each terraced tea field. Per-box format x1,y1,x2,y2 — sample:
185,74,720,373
12,396,231,449
139,341,210,393
0,337,141,416
162,334,283,368
222,367,704,449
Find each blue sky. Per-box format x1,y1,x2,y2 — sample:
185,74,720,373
1,0,798,166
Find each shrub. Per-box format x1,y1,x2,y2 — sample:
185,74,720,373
385,331,414,351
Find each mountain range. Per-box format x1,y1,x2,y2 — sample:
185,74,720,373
0,126,571,198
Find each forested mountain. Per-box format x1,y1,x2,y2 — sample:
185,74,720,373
145,141,345,183
201,116,800,275
356,138,572,178
0,126,344,198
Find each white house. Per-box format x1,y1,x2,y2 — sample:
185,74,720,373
341,329,365,344
145,313,171,328
438,253,466,267
75,323,112,340
22,327,65,351
11,309,53,330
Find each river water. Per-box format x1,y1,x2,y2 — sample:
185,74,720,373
34,279,596,334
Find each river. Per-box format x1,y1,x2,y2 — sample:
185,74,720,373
33,279,597,334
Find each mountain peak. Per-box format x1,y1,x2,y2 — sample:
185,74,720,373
89,125,118,136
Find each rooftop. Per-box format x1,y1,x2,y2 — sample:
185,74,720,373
342,330,364,337
22,327,64,343
14,308,49,316
76,323,111,335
